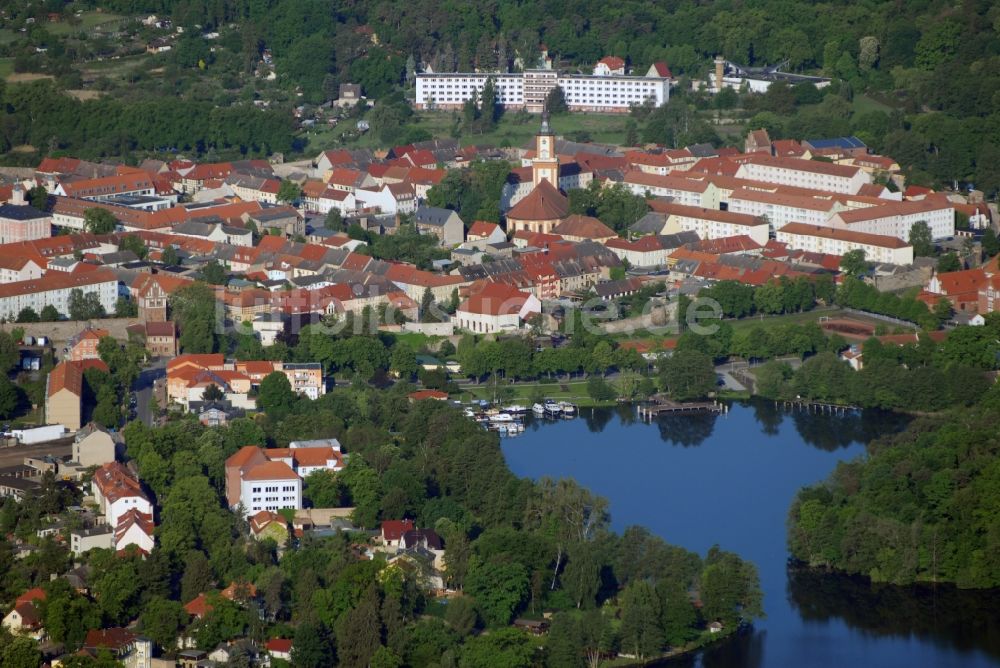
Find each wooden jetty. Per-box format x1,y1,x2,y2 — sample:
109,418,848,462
776,399,856,415
637,397,727,421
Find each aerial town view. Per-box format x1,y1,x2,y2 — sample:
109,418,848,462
0,1,998,667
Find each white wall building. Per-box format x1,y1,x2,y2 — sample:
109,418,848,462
735,156,871,195
239,467,302,516
828,198,955,242
728,188,844,232
416,67,669,113
0,269,118,321
777,222,914,265
623,171,718,208
657,202,771,246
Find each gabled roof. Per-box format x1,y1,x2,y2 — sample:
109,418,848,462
381,519,415,541
740,154,862,178
468,221,501,238
458,282,536,317
506,180,568,222
552,214,616,239
92,461,148,504
48,361,83,397
266,638,293,653
650,62,672,78
84,627,136,651
597,56,625,70
778,222,909,249
15,587,47,605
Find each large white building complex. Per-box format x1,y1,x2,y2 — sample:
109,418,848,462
415,59,671,113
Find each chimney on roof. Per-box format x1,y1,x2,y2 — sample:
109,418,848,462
11,184,25,206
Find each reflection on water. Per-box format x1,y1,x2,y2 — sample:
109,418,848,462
788,566,1000,660
506,402,997,667
557,399,912,452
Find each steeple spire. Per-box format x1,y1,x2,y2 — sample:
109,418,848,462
540,107,552,134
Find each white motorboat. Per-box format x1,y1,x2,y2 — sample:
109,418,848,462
490,413,514,423
560,402,577,416
532,403,546,416
503,404,528,414
497,424,508,435
543,401,561,414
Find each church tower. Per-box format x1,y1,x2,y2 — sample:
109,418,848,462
532,110,559,188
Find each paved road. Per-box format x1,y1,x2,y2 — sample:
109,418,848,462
0,439,73,467
134,359,167,427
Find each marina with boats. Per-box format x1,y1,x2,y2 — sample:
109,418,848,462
462,399,578,436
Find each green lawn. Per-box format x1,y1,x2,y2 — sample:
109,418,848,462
0,29,18,45
303,109,633,154
852,93,894,115
0,59,13,79
726,307,845,332
390,331,445,350
48,12,125,36
458,378,619,408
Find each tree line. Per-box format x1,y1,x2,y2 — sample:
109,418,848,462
0,379,762,667
788,381,1000,588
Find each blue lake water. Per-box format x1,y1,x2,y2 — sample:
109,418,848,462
501,401,1000,668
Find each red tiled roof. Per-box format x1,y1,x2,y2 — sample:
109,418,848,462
266,638,293,653
408,389,448,401
381,519,415,541
650,62,672,78
552,214,616,239
506,179,568,222
48,360,83,398
93,461,147,504
468,221,501,238
84,627,136,651
778,222,909,249
931,268,987,296
242,460,298,481
458,282,536,316
0,267,117,300
16,588,46,605
740,154,862,178
184,593,211,618
597,56,625,70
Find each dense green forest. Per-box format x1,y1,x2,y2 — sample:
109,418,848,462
0,383,762,666
2,0,1000,191
788,382,1000,588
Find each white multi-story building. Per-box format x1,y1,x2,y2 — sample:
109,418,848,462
656,201,771,246
623,171,719,208
827,198,955,241
92,462,154,528
777,223,914,265
239,464,302,516
0,269,118,321
225,444,345,516
735,156,871,195
416,66,669,114
728,187,845,232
